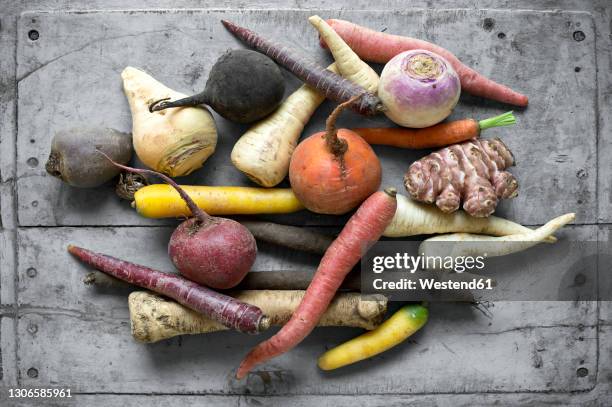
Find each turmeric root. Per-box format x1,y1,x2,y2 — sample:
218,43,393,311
404,138,517,217
129,290,387,343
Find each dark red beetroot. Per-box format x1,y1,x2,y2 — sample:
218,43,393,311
101,153,257,289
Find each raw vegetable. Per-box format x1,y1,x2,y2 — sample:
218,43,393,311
122,67,217,177
231,64,338,187
353,111,515,149
241,221,333,255
130,184,304,218
318,19,529,106
116,172,149,201
149,50,285,124
236,188,398,379
308,16,379,92
405,138,517,217
121,67,217,177
45,128,132,188
221,19,383,116
379,50,461,128
289,97,382,215
318,304,428,370
84,269,362,291
384,194,556,242
68,246,268,334
104,156,256,290
419,213,575,263
130,291,388,343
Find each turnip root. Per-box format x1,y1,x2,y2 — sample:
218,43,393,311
129,291,387,343
45,128,132,188
384,194,556,243
308,16,379,93
379,50,461,128
149,50,285,124
405,138,517,217
102,155,256,290
231,64,337,187
419,213,575,266
122,67,217,177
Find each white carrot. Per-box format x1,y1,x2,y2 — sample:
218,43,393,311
308,15,379,93
231,64,337,187
418,213,575,262
384,194,556,242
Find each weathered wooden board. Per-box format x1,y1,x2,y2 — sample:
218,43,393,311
16,9,596,227
14,226,598,394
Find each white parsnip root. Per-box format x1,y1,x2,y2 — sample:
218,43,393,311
384,194,556,243
129,290,388,343
419,213,575,262
231,64,338,187
308,15,379,92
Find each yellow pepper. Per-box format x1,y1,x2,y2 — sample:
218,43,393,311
318,304,428,370
133,184,304,218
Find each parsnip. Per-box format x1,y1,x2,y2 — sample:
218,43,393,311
308,15,379,92
129,291,388,343
133,184,304,218
419,213,575,262
384,194,556,243
230,64,338,187
122,67,217,177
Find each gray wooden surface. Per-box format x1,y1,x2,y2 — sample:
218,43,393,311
1,0,611,405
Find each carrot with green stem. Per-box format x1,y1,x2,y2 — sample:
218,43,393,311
221,19,384,116
354,111,515,149
236,188,398,379
318,19,529,107
68,246,269,334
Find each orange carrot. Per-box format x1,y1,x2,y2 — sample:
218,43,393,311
319,19,529,107
354,111,516,149
236,188,398,379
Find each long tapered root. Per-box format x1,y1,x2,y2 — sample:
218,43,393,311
129,291,388,343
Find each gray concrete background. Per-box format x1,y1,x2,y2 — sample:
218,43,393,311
0,0,610,405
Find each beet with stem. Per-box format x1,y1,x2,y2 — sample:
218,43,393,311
149,49,285,124
100,152,257,290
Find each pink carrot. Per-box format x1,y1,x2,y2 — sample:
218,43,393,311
68,245,269,334
236,188,398,379
319,19,528,107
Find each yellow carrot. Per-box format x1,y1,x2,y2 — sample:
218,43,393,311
132,184,304,218
318,304,428,370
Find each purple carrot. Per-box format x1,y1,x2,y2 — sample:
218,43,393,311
68,245,269,334
221,19,384,116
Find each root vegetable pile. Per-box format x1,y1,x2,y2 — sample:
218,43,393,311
236,188,397,379
318,19,529,107
404,138,517,217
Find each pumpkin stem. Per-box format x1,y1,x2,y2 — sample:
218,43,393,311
324,94,363,157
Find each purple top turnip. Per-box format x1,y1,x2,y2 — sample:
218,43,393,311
378,50,461,128
100,152,257,290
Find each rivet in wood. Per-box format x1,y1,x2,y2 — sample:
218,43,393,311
573,31,585,42
28,30,39,41
26,267,37,278
27,367,38,378
27,323,38,334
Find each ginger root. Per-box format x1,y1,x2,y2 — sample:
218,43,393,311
129,291,387,343
404,138,517,217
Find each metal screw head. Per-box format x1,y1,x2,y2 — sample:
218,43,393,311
28,30,39,41
573,31,585,41
577,367,589,377
26,267,37,278
27,323,38,334
27,367,39,378
27,157,39,168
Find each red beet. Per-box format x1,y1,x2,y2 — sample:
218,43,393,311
101,153,257,289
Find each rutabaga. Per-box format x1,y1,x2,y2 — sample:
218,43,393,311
121,67,217,177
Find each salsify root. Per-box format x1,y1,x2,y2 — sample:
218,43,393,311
129,290,388,343
404,138,517,217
